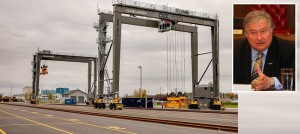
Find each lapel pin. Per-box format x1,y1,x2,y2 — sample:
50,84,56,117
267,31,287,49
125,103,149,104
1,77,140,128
268,62,273,65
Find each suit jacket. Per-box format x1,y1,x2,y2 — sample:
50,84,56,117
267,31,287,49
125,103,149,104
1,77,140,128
234,36,295,89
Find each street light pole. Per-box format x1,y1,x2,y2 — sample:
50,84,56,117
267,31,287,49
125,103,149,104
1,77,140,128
138,66,142,98
146,90,149,108
138,66,147,108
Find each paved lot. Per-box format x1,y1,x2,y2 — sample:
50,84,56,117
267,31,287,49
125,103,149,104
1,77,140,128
44,103,238,127
0,104,235,134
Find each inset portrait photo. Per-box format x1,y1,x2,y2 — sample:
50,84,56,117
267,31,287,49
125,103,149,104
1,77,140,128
232,4,296,92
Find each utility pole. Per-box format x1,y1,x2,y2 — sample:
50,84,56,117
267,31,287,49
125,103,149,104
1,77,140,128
10,84,12,97
160,87,161,101
10,84,12,102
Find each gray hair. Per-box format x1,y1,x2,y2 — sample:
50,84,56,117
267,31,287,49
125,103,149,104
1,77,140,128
243,10,275,34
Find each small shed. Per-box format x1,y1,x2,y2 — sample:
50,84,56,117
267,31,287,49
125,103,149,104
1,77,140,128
62,89,87,104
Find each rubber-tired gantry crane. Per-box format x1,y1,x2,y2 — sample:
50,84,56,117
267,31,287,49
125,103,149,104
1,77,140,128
95,0,221,109
31,50,97,104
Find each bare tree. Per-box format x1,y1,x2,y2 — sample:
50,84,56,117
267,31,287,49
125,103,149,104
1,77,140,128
132,89,147,98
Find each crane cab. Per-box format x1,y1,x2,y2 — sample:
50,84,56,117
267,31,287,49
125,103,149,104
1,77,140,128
40,64,48,75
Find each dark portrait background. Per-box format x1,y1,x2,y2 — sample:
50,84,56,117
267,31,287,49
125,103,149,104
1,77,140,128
233,4,295,43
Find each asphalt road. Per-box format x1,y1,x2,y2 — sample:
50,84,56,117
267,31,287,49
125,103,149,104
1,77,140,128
0,104,234,134
7,103,237,127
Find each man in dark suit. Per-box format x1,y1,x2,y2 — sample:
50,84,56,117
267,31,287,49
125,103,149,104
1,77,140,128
233,10,295,91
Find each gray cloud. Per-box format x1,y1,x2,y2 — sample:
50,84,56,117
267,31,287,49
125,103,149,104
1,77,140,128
0,0,232,97
0,0,292,95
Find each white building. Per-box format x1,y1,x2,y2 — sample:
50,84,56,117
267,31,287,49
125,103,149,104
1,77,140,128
39,93,62,103
62,89,87,104
12,94,25,101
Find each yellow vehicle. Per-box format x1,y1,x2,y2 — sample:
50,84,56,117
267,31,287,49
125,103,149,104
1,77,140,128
164,92,189,109
94,97,106,109
209,98,225,110
109,98,123,110
188,99,199,109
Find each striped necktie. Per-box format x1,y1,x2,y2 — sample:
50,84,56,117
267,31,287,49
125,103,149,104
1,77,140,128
251,53,263,88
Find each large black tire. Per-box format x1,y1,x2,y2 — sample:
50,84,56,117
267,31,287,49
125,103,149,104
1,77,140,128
188,104,199,109
210,105,221,110
94,103,98,109
113,104,117,110
109,103,113,110
194,104,199,109
100,103,106,109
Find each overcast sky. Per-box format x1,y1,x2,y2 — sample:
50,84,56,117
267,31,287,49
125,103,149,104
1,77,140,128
0,0,233,96
0,0,298,96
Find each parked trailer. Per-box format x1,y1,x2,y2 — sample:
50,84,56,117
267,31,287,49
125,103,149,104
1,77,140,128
122,98,153,108
65,99,77,105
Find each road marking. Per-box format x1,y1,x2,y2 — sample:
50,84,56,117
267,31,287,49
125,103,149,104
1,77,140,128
44,114,136,134
41,115,136,134
3,106,137,134
76,122,136,134
67,119,79,122
105,126,126,130
0,124,39,127
0,123,79,127
47,123,79,125
0,110,72,134
0,129,6,134
26,117,55,119
0,117,52,119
